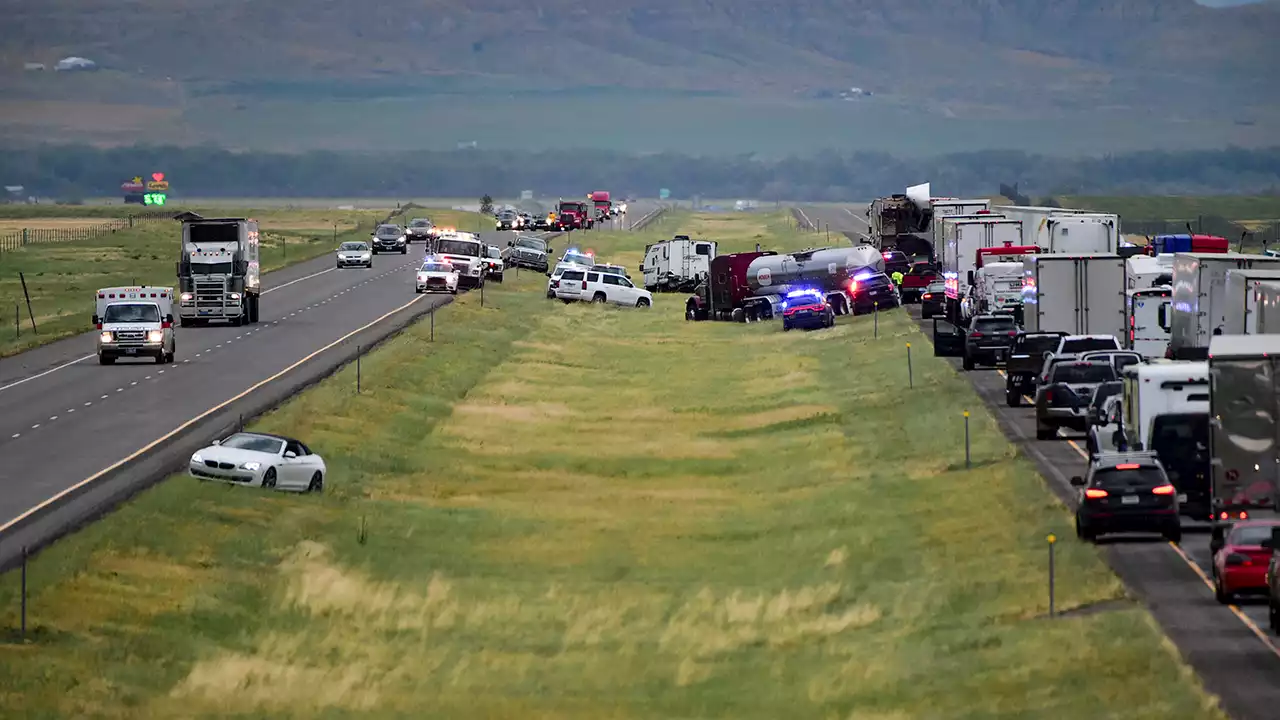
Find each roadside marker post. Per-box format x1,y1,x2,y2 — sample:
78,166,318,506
874,303,879,338
20,544,28,641
356,345,361,394
430,307,435,342
14,304,18,339
1047,534,1057,617
963,411,971,468
906,343,913,388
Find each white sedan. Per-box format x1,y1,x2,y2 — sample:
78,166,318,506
189,432,326,492
416,259,460,294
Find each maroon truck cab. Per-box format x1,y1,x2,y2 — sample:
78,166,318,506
899,261,938,303
686,250,777,321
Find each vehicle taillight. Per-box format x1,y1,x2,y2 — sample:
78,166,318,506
161,320,172,329
969,332,982,338
581,281,587,289
1008,330,1017,336
95,322,103,330
1152,484,1176,495
1044,389,1054,403
1084,488,1108,499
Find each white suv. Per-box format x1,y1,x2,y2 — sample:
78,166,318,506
556,268,653,308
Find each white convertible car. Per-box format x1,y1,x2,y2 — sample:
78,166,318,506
189,432,326,492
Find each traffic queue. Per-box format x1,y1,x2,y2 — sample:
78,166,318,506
870,184,1280,633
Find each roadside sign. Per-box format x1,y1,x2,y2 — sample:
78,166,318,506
143,193,167,206
659,188,670,199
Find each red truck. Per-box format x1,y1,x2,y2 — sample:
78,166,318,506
556,200,593,231
685,251,778,321
590,191,612,222
898,261,939,303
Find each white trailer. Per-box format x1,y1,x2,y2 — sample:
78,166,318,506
1222,269,1280,335
1254,282,1280,334
972,262,1025,315
639,236,717,292
931,212,1004,259
928,199,991,242
993,206,1120,254
941,218,1022,321
1021,253,1126,338
1169,252,1280,359
1126,254,1173,290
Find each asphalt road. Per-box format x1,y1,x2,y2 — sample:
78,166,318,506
0,204,655,546
904,303,1280,720
792,203,873,242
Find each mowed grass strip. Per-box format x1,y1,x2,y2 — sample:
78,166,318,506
0,215,1224,718
0,208,482,357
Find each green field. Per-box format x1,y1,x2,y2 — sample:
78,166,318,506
0,207,482,357
1061,195,1280,225
0,212,1225,718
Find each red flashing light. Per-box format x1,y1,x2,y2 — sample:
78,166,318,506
969,332,982,338
1115,463,1141,469
161,320,172,329
1085,488,1108,499
1152,484,1176,495
98,293,105,299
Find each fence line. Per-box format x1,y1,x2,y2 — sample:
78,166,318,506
0,212,173,254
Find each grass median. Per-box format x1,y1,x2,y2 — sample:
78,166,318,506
0,215,1224,718
0,207,481,357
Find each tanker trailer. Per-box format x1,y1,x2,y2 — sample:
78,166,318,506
745,245,885,317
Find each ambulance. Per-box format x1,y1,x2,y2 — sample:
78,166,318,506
93,285,177,364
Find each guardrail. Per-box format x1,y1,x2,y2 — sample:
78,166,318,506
0,212,174,253
630,206,666,231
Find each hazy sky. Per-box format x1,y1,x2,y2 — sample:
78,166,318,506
1195,0,1264,5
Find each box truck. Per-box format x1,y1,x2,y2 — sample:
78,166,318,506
941,218,1023,322
1169,253,1280,359
1253,282,1280,335
993,206,1120,254
1021,253,1126,338
1221,269,1280,335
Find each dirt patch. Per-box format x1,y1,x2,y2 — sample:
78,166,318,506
734,404,838,430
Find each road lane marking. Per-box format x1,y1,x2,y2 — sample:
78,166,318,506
1167,541,1280,660
0,266,340,394
0,293,430,535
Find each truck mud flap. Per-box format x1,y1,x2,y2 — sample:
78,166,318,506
932,318,965,357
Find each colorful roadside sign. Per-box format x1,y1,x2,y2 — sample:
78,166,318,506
143,193,167,206
659,188,670,199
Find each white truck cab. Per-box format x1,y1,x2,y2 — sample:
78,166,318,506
1120,361,1209,453
94,286,176,365
435,232,486,289
1126,286,1172,358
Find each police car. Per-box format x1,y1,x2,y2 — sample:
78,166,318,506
415,257,460,294
780,288,835,331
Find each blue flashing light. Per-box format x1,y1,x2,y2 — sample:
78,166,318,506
853,271,873,281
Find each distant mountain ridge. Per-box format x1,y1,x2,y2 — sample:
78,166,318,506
2,0,1277,114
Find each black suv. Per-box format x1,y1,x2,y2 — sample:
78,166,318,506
1005,331,1066,406
849,272,899,314
371,224,407,254
1072,452,1181,543
962,314,1019,370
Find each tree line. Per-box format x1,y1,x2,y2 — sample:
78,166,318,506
2,144,1278,201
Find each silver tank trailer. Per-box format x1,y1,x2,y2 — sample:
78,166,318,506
745,245,884,296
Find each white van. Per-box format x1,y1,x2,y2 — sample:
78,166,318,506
94,286,176,364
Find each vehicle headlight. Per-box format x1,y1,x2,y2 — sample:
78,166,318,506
180,292,193,302
228,292,241,300
99,330,113,343
191,453,203,464
417,273,428,281
239,461,261,471
362,253,371,259
147,329,164,343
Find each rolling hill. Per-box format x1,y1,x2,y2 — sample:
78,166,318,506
1,0,1277,154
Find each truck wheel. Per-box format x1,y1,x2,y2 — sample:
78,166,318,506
685,303,699,321
962,353,974,371
1006,388,1020,407
494,273,504,283
731,308,745,323
1036,423,1054,441
98,354,115,365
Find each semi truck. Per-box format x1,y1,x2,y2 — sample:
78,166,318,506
556,200,593,231
94,285,177,364
590,191,612,221
867,182,989,261
1020,253,1126,338
1208,334,1280,554
685,245,884,322
941,218,1023,322
176,216,261,326
969,245,1038,317
640,235,717,292
1222,269,1280,335
1168,252,1280,359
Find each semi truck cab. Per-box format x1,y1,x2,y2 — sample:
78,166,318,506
177,217,261,326
94,286,176,365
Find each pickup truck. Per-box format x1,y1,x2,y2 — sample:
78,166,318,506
899,262,937,304
1005,331,1067,406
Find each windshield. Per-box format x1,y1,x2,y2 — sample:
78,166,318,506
515,238,545,251
858,274,890,288
219,433,284,454
339,242,367,251
563,253,593,266
926,282,947,292
1091,381,1123,406
561,270,585,281
1093,467,1167,490
907,265,934,276
1015,334,1063,354
103,303,160,323
375,226,401,237
1229,524,1278,546
439,239,480,256
1053,364,1117,384
594,266,624,276
409,220,430,228
421,263,453,273
974,317,1017,332
487,247,502,259
1062,337,1119,354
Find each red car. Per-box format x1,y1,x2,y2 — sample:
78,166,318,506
1213,519,1280,603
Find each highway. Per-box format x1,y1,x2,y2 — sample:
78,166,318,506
904,301,1280,720
0,201,656,559
793,203,873,242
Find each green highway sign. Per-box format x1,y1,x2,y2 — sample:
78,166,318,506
659,188,670,199
143,193,167,206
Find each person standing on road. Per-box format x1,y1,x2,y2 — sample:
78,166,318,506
891,270,904,286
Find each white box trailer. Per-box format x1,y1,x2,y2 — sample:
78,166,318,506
1222,269,1280,335
1254,282,1280,335
1126,254,1173,290
941,218,1022,319
1169,252,1280,359
639,236,717,292
1021,253,1126,338
1126,286,1173,359
932,212,1004,258
928,199,990,238
993,206,1120,254
1208,334,1280,549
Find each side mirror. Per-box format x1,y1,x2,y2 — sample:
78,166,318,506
1070,476,1085,486
284,450,297,459
638,264,644,271
92,315,100,325
1272,527,1280,550
507,241,513,247
212,439,221,445
164,314,173,324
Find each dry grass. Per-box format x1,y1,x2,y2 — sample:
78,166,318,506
0,218,124,231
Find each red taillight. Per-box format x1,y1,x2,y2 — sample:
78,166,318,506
1152,484,1175,495
161,320,172,329
95,323,103,330
1085,488,1108,499
1115,464,1141,470
922,293,932,299
581,281,587,289
1008,330,1017,336
969,332,982,338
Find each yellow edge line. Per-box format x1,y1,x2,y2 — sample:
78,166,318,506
0,293,426,534
997,367,1280,658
